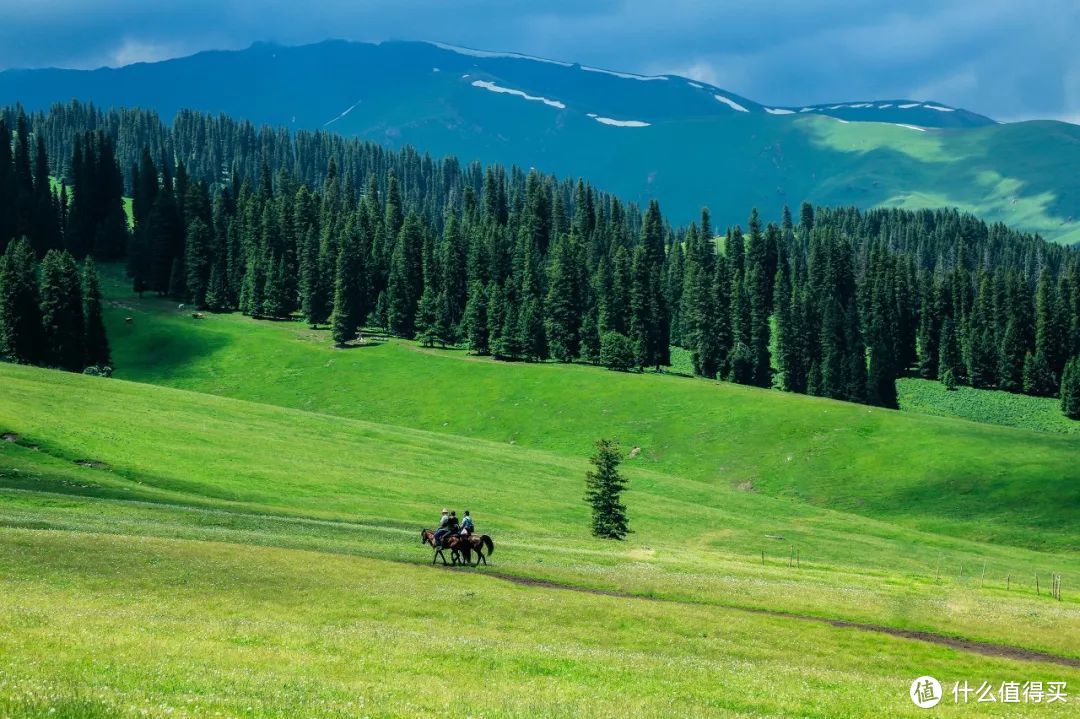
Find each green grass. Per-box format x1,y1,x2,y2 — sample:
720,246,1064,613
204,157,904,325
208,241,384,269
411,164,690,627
101,273,1080,552
5,529,1076,719
1,269,1078,716
2,361,1080,649
899,377,1080,434
1,363,1078,716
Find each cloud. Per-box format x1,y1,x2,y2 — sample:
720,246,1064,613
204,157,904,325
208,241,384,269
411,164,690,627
105,39,188,67
0,0,1076,120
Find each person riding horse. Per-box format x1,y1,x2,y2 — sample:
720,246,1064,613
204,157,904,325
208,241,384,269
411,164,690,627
433,509,450,548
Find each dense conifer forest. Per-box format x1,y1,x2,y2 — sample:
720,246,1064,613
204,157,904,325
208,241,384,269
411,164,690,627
2,101,1080,415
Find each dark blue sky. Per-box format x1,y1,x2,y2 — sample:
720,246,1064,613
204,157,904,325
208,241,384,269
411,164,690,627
1,0,1076,123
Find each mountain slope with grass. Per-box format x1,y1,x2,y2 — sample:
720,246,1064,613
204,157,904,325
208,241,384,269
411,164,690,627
94,270,1080,552
2,273,1079,716
2,39,1078,242
2,359,1079,717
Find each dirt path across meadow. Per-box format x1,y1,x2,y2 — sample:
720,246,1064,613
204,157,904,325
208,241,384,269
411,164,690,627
482,570,1080,668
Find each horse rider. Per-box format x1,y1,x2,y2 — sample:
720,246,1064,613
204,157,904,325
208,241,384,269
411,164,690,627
460,510,474,536
433,508,451,547
447,511,460,536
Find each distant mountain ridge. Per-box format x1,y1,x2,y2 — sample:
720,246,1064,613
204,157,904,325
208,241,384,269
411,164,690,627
1,39,1077,242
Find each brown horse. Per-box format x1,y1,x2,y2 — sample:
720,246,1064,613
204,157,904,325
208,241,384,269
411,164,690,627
420,528,466,565
459,533,495,566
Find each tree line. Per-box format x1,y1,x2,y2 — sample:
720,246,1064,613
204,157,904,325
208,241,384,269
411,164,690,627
0,113,116,373
2,101,1080,418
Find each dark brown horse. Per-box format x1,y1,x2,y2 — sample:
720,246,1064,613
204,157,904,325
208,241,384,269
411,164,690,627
459,533,495,565
420,528,466,565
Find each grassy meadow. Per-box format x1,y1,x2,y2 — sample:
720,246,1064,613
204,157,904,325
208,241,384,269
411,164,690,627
0,268,1078,717
100,271,1079,552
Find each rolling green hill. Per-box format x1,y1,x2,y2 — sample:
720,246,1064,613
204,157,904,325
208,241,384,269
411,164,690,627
98,272,1080,552
3,270,1079,714
2,359,1079,717
2,39,1078,242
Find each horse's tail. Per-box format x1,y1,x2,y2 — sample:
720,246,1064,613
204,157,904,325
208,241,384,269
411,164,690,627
483,535,494,556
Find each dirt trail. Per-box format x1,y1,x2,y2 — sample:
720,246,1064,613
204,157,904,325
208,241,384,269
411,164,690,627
484,570,1080,668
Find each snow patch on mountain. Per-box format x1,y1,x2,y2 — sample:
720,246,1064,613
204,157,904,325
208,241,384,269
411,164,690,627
765,107,795,115
894,123,927,131
714,95,748,112
592,116,651,127
471,80,566,109
581,65,667,82
324,99,361,126
898,103,920,109
432,41,572,68
923,104,955,112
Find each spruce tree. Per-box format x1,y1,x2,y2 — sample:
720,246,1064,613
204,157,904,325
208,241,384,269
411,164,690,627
204,261,227,312
1035,269,1067,381
464,280,490,355
520,296,548,362
0,238,42,364
584,439,629,540
299,225,330,327
1061,356,1080,420
38,250,86,371
330,230,363,346
435,291,456,347
997,319,1025,392
1023,350,1057,397
184,217,213,307
492,296,522,360
262,254,289,319
81,257,110,369
545,233,584,362
386,215,423,337
414,285,439,347
579,304,602,364
866,315,898,408
938,316,965,385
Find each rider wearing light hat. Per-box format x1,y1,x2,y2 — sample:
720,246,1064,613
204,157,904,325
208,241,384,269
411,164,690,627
433,508,451,547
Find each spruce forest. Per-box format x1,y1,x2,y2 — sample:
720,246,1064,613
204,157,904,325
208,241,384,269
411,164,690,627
2,101,1080,416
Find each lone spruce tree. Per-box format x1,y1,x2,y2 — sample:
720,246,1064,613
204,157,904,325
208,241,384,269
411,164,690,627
585,439,629,540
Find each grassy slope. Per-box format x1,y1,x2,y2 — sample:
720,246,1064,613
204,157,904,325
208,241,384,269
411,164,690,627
1,363,1079,714
5,529,1074,719
101,276,1080,552
898,378,1080,435
797,117,1080,245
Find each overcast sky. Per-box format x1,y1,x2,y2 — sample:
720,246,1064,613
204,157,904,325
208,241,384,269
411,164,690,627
0,0,1076,123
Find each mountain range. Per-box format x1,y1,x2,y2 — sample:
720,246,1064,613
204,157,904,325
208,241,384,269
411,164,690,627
1,39,1077,242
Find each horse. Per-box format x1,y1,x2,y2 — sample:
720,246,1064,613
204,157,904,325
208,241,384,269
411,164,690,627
420,528,465,566
459,533,495,566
